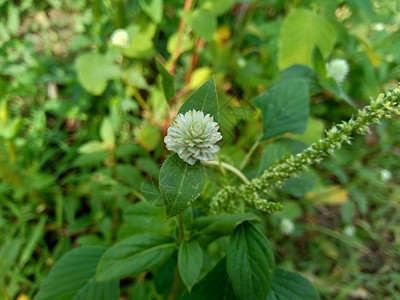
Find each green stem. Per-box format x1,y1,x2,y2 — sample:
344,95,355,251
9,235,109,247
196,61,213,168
92,0,102,23
168,213,185,300
114,0,125,28
178,213,185,242
203,160,249,184
239,136,261,170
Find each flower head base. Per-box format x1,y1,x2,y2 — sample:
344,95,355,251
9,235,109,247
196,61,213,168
110,29,130,48
326,58,349,83
164,110,222,165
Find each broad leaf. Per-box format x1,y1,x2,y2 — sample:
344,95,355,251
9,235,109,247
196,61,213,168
178,77,219,121
75,52,122,95
178,240,203,291
253,79,310,141
96,234,176,281
35,246,118,300
181,257,229,300
258,138,306,175
278,9,336,69
279,64,319,92
267,268,320,300
118,202,174,238
183,9,217,41
227,222,275,300
139,0,163,24
282,172,318,197
191,213,260,245
159,153,206,218
155,58,175,101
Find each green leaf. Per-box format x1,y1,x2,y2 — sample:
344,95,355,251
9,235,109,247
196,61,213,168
312,45,326,77
19,216,47,268
139,0,163,24
96,234,176,281
155,58,175,101
100,117,115,146
258,138,306,175
227,222,275,300
253,79,310,141
201,0,234,16
35,246,118,300
282,172,318,197
278,9,336,70
159,153,206,218
184,9,217,41
178,78,219,121
191,213,260,245
75,52,122,95
0,239,21,275
181,257,229,300
78,141,106,154
267,268,320,300
279,64,319,92
178,240,203,291
121,202,173,236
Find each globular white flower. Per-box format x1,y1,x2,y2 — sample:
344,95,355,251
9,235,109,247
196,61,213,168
326,59,350,83
280,218,295,235
164,110,222,165
343,225,355,237
380,169,392,182
110,29,130,48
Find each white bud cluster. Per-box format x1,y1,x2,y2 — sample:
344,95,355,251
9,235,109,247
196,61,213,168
164,110,222,165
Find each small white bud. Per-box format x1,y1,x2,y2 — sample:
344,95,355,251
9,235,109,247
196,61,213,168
326,59,350,83
380,169,392,182
343,225,355,237
110,29,130,48
280,218,295,235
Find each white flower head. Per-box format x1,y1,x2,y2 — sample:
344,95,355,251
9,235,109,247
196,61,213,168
280,218,295,235
110,29,130,48
164,110,222,165
380,169,392,182
326,58,349,83
343,225,355,237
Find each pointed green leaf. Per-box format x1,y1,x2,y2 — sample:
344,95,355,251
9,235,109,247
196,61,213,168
159,153,206,218
178,77,219,121
35,246,118,300
178,240,203,291
96,234,176,281
191,213,260,245
227,222,275,300
267,268,320,300
278,8,336,70
312,45,326,77
181,257,229,300
253,79,310,140
155,58,175,101
139,0,163,24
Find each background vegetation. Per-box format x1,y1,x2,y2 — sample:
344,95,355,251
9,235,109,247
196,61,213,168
0,0,399,299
